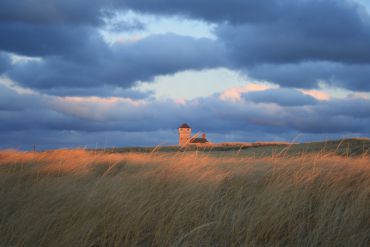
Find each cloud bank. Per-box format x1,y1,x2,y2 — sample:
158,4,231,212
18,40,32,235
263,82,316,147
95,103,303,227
0,0,369,148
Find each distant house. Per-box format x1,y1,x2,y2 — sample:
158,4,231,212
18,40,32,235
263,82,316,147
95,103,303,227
178,123,209,146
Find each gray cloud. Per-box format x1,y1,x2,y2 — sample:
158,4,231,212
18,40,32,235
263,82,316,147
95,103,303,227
246,62,370,91
318,98,370,119
212,1,370,91
242,88,317,106
120,0,282,24
0,86,369,149
0,0,110,26
0,52,10,73
217,18,370,66
1,0,370,149
5,33,225,96
0,23,97,57
107,19,146,32
0,85,44,111
123,0,370,91
1,0,370,93
42,86,153,99
123,0,370,63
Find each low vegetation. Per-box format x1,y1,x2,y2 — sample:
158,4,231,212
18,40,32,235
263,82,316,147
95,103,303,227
102,138,370,156
0,144,369,246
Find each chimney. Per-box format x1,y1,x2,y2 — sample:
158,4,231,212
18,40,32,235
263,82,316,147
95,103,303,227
202,133,206,139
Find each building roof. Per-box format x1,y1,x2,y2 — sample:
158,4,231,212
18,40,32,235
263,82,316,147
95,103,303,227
179,123,191,129
190,137,208,143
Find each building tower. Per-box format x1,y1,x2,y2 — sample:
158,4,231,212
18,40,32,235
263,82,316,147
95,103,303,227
178,123,192,146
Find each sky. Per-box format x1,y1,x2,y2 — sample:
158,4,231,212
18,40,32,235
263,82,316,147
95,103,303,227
0,0,370,149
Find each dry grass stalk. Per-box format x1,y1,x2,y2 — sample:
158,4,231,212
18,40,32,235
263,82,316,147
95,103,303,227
0,149,369,246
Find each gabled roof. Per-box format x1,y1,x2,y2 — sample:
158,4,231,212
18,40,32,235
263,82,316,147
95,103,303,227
190,137,208,143
179,123,191,129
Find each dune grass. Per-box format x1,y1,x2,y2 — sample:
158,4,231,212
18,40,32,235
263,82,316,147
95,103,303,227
0,149,369,246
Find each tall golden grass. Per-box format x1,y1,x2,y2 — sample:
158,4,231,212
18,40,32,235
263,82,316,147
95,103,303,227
0,149,369,246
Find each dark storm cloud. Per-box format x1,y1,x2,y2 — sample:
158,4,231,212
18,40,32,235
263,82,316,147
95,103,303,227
43,86,153,99
0,23,97,57
0,0,370,149
123,0,370,91
6,33,225,95
212,0,370,91
0,86,369,148
1,0,370,93
0,4,225,97
242,88,317,106
122,0,370,64
216,19,370,66
246,62,370,91
120,0,281,24
0,14,145,58
45,90,370,135
318,98,370,119
0,52,11,73
0,0,110,25
0,84,44,111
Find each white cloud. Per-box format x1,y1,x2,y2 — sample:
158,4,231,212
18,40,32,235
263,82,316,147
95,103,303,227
135,68,251,100
100,11,216,45
9,53,42,64
0,75,36,95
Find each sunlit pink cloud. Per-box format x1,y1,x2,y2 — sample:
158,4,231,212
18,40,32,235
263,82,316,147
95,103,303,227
219,83,277,102
299,89,330,101
59,96,146,106
174,98,187,105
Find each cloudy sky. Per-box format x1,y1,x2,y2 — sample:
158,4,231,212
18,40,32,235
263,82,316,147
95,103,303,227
1,0,370,149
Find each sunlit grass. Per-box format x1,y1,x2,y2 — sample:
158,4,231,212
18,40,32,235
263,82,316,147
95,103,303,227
0,149,369,246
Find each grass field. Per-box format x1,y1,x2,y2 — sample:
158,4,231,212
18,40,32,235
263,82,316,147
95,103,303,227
102,138,370,157
0,140,369,246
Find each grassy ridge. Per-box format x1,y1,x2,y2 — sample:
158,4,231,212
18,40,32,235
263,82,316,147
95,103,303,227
97,141,289,153
100,138,370,157
0,149,369,246
232,138,370,157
